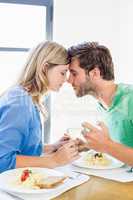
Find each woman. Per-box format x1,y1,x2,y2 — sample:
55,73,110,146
0,41,79,173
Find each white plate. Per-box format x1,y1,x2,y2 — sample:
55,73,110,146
73,150,124,170
0,167,67,194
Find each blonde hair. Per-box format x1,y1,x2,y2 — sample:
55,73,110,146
18,41,69,100
18,41,69,118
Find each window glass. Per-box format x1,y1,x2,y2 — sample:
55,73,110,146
0,51,29,92
0,3,46,48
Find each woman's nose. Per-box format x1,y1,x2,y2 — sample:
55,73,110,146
67,76,72,84
63,74,68,82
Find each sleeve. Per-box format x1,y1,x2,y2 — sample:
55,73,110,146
0,98,31,173
128,94,133,120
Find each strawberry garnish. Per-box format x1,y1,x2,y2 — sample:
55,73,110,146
21,169,32,182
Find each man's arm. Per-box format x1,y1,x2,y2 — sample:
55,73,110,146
82,121,133,166
105,140,133,166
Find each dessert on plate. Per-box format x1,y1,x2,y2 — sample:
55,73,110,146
13,169,66,189
85,152,112,167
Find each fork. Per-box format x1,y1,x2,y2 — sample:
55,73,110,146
67,172,81,179
6,192,24,200
126,167,133,173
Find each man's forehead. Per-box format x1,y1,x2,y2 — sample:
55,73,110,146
69,65,80,74
70,58,80,65
69,58,81,69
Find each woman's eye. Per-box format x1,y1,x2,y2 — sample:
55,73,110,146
61,72,66,76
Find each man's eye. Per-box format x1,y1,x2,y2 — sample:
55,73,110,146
72,73,77,77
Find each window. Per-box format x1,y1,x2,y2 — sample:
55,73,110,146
0,0,53,142
0,0,53,92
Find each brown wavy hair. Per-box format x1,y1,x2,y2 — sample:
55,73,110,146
68,42,114,80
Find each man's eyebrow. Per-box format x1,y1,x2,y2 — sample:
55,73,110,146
69,69,77,73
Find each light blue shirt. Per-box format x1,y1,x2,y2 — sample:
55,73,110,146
0,86,43,173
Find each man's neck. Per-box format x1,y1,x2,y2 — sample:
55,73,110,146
96,81,117,107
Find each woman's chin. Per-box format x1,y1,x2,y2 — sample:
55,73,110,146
55,88,60,92
51,87,60,92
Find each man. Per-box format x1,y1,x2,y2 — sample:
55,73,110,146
67,42,133,166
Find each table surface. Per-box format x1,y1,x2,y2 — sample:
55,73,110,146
53,175,133,200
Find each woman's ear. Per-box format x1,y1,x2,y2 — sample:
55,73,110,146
42,63,49,73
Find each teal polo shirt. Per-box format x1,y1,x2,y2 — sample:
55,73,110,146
98,83,133,148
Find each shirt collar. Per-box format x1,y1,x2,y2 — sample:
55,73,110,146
98,83,124,111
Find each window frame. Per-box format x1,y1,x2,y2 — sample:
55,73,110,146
0,0,53,52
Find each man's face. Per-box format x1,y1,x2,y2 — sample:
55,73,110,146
68,58,95,97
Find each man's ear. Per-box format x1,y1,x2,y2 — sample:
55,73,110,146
89,67,101,80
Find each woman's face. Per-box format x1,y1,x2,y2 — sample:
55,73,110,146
47,64,69,91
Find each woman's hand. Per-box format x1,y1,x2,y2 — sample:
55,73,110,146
44,134,71,154
74,138,90,152
52,134,71,152
52,140,80,166
82,121,112,153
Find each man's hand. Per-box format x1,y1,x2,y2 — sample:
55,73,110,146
82,121,112,153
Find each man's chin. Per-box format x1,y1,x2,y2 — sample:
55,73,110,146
73,87,87,97
75,90,84,97
75,90,94,97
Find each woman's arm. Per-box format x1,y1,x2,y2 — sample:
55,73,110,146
16,140,79,168
43,144,56,154
16,154,58,168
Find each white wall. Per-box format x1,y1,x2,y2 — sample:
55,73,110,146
54,0,133,83
51,0,133,141
119,0,133,83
